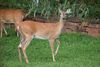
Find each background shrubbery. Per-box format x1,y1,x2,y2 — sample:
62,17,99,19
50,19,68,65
0,0,100,20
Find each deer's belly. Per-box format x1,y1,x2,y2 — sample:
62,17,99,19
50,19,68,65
33,35,48,40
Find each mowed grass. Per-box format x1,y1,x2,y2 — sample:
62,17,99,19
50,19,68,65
0,28,100,67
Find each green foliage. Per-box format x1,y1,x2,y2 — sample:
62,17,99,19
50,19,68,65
88,4,100,19
76,4,89,20
0,0,100,20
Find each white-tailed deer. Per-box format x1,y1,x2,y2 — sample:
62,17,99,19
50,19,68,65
0,8,34,37
0,9,25,37
17,9,67,63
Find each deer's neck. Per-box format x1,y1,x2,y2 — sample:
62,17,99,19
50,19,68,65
57,16,64,33
59,16,64,25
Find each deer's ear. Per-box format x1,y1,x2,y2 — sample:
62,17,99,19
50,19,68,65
59,8,62,13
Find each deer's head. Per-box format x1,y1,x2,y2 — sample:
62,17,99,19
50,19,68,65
59,9,67,19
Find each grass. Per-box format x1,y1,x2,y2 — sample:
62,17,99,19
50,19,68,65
0,28,100,67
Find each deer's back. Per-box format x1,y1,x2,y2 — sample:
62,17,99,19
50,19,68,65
0,9,25,23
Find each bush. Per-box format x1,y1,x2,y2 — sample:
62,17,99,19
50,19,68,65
0,0,100,20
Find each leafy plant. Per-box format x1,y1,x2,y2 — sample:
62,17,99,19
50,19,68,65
78,4,89,20
0,0,100,20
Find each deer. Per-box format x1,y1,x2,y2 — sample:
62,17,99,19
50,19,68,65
0,9,25,37
17,9,67,64
0,8,33,37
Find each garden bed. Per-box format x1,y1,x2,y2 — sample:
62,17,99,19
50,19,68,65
63,19,100,37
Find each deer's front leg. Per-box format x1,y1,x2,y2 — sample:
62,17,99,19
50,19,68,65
55,39,61,56
49,39,56,62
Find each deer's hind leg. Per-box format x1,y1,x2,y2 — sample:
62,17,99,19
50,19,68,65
20,36,33,64
18,34,25,63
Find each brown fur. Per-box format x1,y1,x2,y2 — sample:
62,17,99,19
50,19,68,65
0,9,25,23
18,21,63,38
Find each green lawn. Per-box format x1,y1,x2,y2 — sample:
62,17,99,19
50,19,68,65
0,29,100,67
